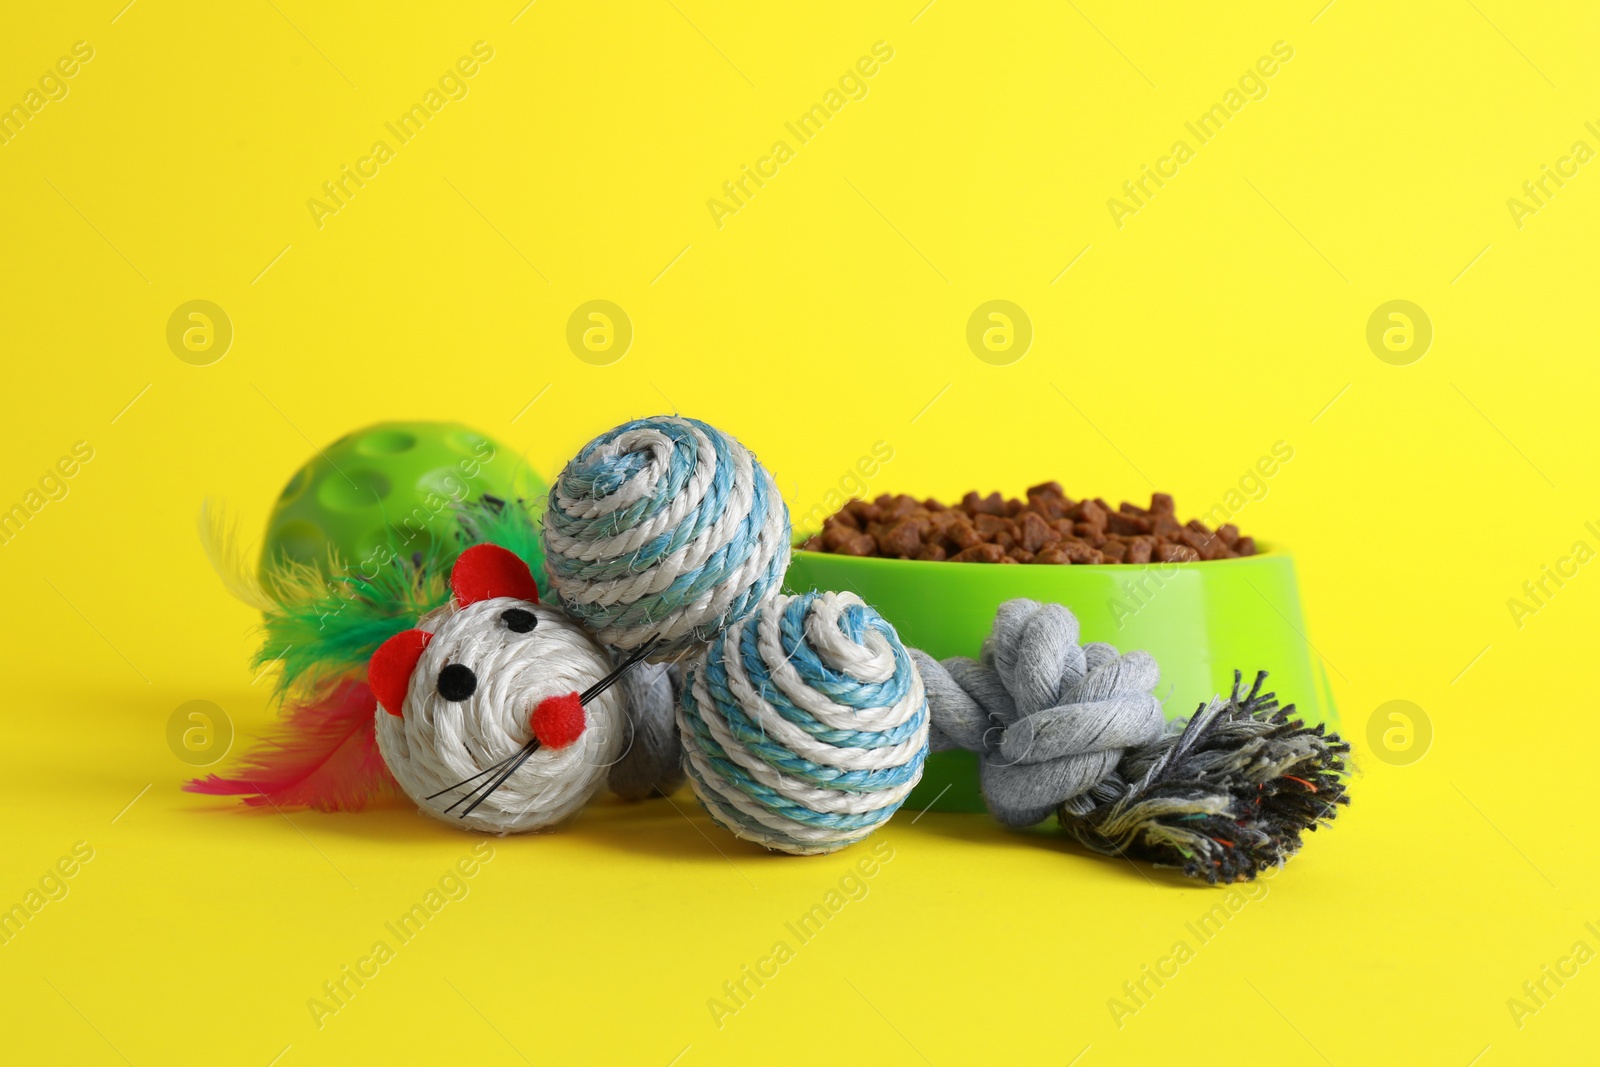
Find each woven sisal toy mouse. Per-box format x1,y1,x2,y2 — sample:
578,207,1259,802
367,543,660,832
190,494,681,818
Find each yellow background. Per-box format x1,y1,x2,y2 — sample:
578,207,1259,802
3,1,1597,1063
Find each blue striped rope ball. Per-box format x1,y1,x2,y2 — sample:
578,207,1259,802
678,590,929,855
542,417,791,658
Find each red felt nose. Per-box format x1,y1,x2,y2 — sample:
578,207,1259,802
530,692,586,749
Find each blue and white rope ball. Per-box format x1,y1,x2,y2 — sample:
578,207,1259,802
678,590,929,855
542,416,791,658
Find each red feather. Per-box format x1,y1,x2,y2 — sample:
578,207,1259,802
185,675,398,812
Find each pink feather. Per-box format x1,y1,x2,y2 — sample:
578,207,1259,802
186,675,398,812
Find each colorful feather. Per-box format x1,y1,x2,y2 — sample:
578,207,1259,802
253,496,545,695
198,498,275,612
185,676,398,812
455,493,547,586
254,548,452,696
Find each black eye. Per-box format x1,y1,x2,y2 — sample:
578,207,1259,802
437,664,477,701
501,608,537,633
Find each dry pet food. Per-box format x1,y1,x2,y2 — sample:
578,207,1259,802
801,484,1257,564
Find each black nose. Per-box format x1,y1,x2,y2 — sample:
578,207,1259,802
500,608,537,633
437,664,478,701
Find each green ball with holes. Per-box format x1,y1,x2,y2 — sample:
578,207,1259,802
258,421,545,588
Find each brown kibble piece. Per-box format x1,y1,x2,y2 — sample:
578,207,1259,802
842,531,879,556
972,514,1015,551
822,523,860,553
1107,511,1152,536
878,519,925,558
973,513,1013,539
950,543,1007,563
1178,527,1215,557
1058,540,1099,564
849,531,881,556
962,491,1008,517
946,520,982,550
1028,494,1068,520
1017,511,1056,552
1073,524,1106,546
1155,542,1201,563
1068,499,1108,529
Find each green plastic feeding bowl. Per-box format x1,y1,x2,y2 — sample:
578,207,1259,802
783,549,1336,814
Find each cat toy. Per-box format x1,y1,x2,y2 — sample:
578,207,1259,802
912,598,1349,882
368,543,659,832
191,491,684,819
677,589,929,855
541,415,792,657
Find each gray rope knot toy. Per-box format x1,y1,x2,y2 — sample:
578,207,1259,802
911,598,1350,883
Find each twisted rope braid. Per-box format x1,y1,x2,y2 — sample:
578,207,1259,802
543,416,791,658
678,591,929,855
912,598,1350,882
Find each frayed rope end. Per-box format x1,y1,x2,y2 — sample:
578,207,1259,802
1057,670,1351,884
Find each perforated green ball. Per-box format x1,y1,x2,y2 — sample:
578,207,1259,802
259,421,545,583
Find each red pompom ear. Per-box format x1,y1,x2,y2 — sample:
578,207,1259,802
369,629,432,716
451,543,540,606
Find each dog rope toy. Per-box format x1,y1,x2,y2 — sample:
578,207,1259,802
912,598,1349,882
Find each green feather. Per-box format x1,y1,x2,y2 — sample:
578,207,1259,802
253,495,545,694
454,494,548,592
